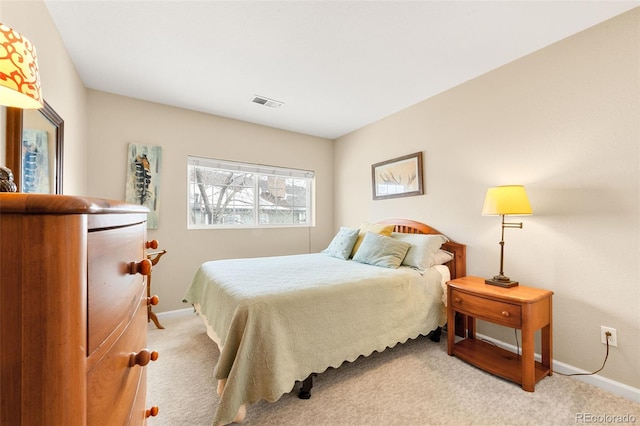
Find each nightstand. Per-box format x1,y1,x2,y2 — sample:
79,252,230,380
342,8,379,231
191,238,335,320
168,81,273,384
447,276,553,391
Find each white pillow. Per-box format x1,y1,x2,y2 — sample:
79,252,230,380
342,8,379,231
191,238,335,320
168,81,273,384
432,249,454,266
390,232,449,271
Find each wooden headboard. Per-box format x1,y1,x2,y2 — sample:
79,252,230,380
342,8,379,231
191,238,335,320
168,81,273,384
376,218,466,280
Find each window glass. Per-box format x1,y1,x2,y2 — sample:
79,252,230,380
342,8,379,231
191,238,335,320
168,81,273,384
188,156,314,228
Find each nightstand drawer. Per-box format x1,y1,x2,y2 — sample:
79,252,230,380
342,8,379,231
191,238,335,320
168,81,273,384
451,289,521,327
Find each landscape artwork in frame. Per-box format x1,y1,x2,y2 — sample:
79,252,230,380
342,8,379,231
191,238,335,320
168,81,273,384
125,143,162,229
372,151,423,200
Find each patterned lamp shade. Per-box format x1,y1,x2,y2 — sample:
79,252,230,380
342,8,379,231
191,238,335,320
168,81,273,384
0,23,43,109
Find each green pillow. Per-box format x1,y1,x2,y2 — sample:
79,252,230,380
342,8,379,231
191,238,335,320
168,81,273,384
352,232,411,269
321,227,359,260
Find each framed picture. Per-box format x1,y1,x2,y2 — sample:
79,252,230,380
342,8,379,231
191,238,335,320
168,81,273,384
125,143,162,229
371,151,423,200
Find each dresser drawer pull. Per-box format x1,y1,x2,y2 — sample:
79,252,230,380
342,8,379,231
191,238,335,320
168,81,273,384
145,406,159,418
146,240,159,249
129,258,152,276
501,311,510,317
454,298,461,303
129,349,159,367
147,295,159,306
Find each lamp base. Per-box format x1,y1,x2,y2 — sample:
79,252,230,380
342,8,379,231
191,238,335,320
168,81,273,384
485,275,519,288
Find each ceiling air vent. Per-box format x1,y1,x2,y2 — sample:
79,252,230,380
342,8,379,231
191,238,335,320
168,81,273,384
251,95,284,109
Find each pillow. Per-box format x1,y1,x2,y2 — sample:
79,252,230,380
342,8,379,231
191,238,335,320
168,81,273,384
350,222,395,258
390,232,449,271
352,232,411,269
322,227,359,260
433,249,454,266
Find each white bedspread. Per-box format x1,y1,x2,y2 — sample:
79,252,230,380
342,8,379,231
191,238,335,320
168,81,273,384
184,253,448,425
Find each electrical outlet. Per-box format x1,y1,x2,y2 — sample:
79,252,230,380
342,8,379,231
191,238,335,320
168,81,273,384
600,326,618,347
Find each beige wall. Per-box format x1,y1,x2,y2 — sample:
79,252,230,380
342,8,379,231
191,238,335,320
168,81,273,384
1,0,88,195
86,91,335,313
335,10,639,389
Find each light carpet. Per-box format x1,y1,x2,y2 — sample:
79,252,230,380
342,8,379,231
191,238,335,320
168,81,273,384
146,312,639,425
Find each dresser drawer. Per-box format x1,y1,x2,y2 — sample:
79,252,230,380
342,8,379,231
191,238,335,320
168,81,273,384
451,289,521,328
88,222,147,354
86,295,149,425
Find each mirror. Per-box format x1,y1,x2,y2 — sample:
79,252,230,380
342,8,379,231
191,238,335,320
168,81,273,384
5,101,64,194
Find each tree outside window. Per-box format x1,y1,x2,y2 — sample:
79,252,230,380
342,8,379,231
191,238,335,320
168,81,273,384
188,156,313,228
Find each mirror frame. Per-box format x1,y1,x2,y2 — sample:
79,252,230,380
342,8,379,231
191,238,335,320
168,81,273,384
6,100,64,194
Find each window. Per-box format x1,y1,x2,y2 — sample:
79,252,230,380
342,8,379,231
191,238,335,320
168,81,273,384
187,156,314,228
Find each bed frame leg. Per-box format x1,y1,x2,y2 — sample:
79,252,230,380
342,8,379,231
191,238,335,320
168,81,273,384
298,374,315,399
429,326,442,342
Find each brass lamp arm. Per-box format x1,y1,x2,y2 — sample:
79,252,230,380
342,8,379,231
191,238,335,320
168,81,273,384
490,215,524,287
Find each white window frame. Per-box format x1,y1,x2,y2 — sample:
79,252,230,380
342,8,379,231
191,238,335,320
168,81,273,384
187,156,315,229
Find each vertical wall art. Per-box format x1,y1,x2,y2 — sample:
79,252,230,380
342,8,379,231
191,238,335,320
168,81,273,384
125,143,162,229
21,129,51,193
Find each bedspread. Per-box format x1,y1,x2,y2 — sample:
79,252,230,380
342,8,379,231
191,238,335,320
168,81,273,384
183,253,448,425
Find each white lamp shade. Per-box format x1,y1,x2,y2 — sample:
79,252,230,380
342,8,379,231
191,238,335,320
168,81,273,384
482,185,532,216
0,23,43,109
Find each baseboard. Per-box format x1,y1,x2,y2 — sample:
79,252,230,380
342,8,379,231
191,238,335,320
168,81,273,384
156,307,194,319
476,333,640,403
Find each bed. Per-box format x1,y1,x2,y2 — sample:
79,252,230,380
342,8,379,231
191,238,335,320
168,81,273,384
183,219,466,425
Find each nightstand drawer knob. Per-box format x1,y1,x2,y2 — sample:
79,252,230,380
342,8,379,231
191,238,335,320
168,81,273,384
454,298,461,303
501,311,510,317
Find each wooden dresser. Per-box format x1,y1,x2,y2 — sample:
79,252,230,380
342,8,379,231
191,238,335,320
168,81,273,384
0,193,159,424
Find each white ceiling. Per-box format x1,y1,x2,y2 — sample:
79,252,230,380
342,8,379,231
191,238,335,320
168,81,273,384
44,1,638,139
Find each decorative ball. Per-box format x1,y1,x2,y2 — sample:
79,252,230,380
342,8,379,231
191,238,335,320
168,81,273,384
0,167,17,192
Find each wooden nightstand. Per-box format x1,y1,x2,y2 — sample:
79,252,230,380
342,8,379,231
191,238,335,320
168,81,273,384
447,276,553,391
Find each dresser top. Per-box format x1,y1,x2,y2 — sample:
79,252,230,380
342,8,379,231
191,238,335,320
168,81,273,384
0,193,149,215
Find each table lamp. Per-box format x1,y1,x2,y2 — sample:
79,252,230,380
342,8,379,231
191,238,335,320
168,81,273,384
0,22,43,109
0,22,43,192
482,185,532,287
